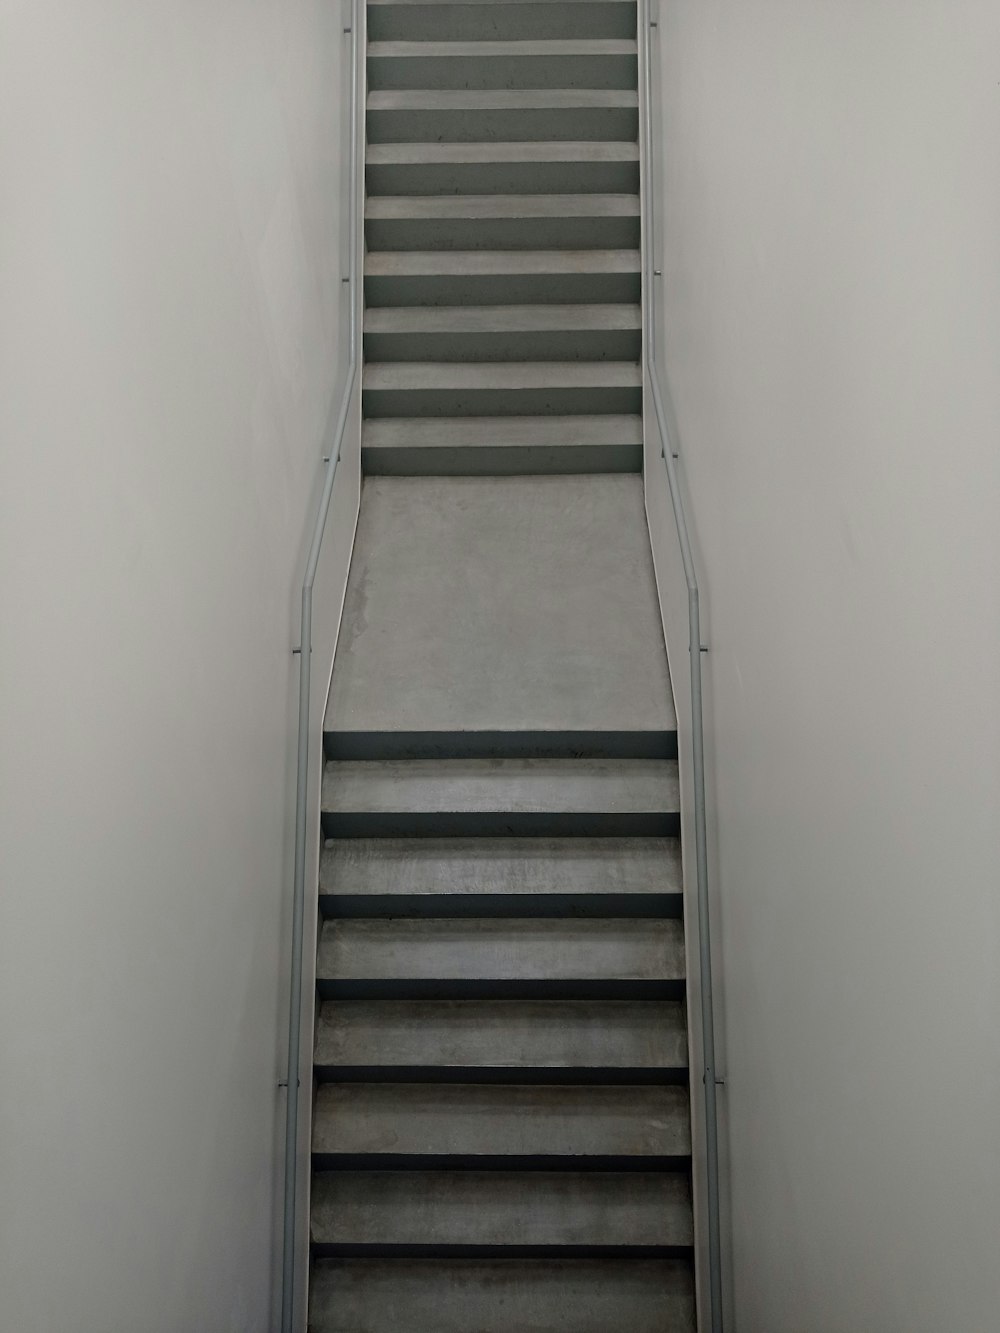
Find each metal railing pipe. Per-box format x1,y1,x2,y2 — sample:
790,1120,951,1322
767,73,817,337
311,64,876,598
638,3,725,1329
280,3,362,1328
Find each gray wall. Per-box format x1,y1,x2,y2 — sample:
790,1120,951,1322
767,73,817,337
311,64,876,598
0,4,358,1330
646,3,1000,1330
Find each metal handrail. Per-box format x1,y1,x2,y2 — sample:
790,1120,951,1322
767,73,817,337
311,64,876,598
280,3,362,1329
638,2,725,1329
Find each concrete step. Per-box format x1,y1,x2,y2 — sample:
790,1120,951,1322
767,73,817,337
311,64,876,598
315,917,685,998
364,304,641,363
367,39,638,91
321,757,679,838
361,413,643,473
368,0,637,43
310,1258,696,1333
319,836,683,917
310,1170,693,1253
314,998,688,1080
364,249,640,306
312,1083,691,1166
366,88,638,143
365,193,640,252
362,360,642,417
327,477,673,736
366,140,639,196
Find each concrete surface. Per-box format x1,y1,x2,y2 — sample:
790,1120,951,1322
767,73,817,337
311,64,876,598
365,194,640,252
368,0,637,42
311,1170,693,1247
326,476,674,736
364,249,641,304
317,917,685,982
313,1083,691,1158
366,89,638,142
313,998,689,1073
310,1258,696,1333
367,39,639,91
361,414,643,474
319,836,683,899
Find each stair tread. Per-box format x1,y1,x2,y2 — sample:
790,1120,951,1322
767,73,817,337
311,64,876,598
362,413,641,449
366,192,638,219
323,758,677,815
317,917,685,983
369,38,637,56
320,836,681,897
315,998,688,1071
368,140,638,164
310,1258,695,1333
368,88,637,110
364,362,640,392
366,249,639,275
365,304,640,335
313,1083,691,1158
311,1170,693,1248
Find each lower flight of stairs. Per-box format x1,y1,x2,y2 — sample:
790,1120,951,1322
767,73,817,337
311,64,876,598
308,746,696,1332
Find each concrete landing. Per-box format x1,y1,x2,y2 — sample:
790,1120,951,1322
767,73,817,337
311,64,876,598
326,474,674,738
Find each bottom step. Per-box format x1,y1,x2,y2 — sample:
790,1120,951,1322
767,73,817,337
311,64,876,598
310,1257,696,1333
362,414,643,474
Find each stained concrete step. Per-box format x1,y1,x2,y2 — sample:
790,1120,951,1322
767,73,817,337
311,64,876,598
366,140,639,195
364,304,641,363
366,88,638,142
319,836,683,917
310,1258,696,1333
327,477,674,736
362,360,642,417
316,917,685,998
361,413,643,473
365,194,640,252
311,1170,693,1253
321,758,680,837
368,0,637,44
365,249,640,306
367,39,639,91
314,998,688,1081
312,1084,691,1166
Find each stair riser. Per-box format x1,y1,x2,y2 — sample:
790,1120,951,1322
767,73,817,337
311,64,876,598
368,52,638,92
322,892,680,917
363,441,642,474
366,159,638,196
367,105,638,142
368,2,637,43
364,328,641,363
364,272,640,306
366,213,640,251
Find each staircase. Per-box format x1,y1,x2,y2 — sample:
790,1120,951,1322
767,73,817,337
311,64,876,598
307,0,697,1327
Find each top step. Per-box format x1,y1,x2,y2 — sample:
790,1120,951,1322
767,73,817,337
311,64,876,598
367,40,639,91
368,0,637,43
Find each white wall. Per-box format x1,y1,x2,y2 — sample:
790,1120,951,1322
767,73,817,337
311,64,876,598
646,3,1000,1330
0,4,359,1330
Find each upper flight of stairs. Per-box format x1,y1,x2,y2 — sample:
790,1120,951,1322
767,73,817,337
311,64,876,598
307,1,697,1328
361,0,642,476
